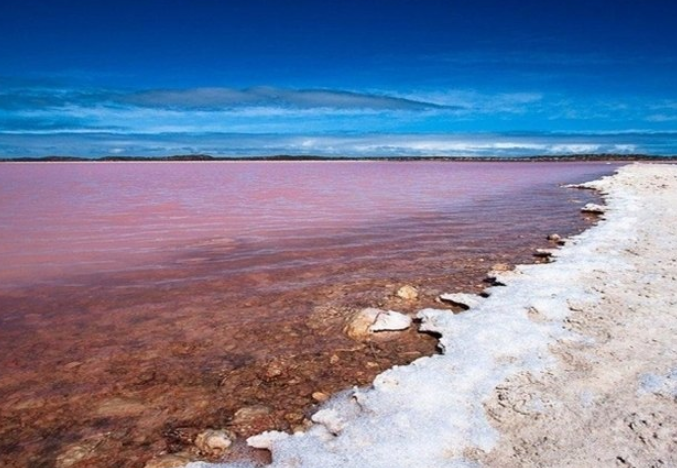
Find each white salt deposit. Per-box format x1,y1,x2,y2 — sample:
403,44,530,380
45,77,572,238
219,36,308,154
368,310,412,332
439,292,484,309
186,163,677,468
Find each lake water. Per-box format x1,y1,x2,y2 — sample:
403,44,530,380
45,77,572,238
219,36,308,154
0,161,618,467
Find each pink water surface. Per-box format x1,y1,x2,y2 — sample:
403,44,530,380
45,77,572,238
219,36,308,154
0,161,616,289
0,160,622,468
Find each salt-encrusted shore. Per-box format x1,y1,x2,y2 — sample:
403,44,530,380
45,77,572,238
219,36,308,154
187,163,676,468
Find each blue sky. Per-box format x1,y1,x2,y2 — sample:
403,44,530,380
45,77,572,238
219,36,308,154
1,0,676,157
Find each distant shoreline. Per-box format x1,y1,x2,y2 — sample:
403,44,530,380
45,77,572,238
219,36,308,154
1,154,676,163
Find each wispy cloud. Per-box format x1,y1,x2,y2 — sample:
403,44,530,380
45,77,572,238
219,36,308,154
122,87,455,111
0,82,453,112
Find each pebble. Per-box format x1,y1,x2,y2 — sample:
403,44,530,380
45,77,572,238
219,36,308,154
264,359,286,379
311,391,330,403
547,233,562,242
395,285,419,300
493,263,511,271
232,405,272,425
143,453,192,468
284,411,305,423
95,397,146,417
194,429,233,455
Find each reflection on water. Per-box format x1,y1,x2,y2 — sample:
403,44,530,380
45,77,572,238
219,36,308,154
0,161,618,468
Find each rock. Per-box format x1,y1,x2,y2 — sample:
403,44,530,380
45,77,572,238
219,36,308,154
343,308,411,340
194,429,234,455
56,440,100,468
439,293,483,309
343,308,380,340
581,203,606,214
232,405,272,425
491,263,511,272
547,233,562,242
395,285,418,300
369,310,412,332
143,453,192,468
312,391,330,403
284,411,305,424
264,358,287,380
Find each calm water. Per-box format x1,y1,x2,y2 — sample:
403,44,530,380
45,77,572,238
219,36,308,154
0,161,615,289
0,161,618,468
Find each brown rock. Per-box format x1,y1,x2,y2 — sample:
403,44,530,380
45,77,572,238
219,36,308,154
343,308,380,340
264,359,287,380
311,391,330,403
396,285,419,300
143,453,192,468
491,263,511,272
56,434,107,468
284,411,305,424
96,397,146,417
232,405,272,425
194,429,234,455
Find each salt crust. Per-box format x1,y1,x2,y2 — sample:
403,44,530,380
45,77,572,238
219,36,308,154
187,164,670,468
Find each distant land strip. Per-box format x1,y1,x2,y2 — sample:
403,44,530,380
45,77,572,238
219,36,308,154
1,154,676,163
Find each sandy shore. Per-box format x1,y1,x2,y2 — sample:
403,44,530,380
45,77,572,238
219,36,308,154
182,162,676,468
480,163,677,468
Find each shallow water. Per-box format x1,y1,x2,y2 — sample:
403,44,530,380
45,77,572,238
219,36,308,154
0,161,618,467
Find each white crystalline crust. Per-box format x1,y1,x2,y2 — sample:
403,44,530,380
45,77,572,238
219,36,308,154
186,163,677,468
368,310,412,332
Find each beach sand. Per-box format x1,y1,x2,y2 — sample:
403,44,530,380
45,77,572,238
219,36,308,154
186,162,676,468
480,163,677,468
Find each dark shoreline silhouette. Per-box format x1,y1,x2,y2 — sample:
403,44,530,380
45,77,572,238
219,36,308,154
1,153,676,163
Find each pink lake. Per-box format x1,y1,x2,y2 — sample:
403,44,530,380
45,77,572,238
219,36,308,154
0,161,617,289
0,161,619,468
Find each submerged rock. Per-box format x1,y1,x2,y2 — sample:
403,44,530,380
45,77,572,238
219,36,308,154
344,308,380,340
547,233,562,242
233,405,272,425
56,433,110,468
439,293,483,309
143,453,191,468
312,391,330,403
194,429,234,455
343,308,411,340
395,285,419,300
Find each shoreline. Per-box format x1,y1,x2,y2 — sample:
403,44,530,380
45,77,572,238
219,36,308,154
1,154,675,164
184,162,677,468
